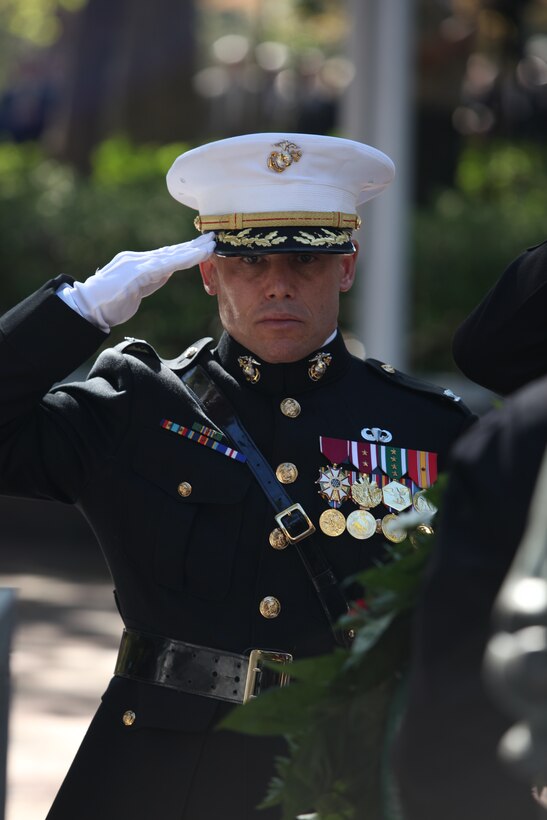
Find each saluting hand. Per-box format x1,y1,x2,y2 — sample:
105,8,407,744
58,233,216,330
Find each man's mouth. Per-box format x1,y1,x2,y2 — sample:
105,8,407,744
256,314,304,324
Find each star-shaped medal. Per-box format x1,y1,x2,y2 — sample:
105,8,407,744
316,465,351,508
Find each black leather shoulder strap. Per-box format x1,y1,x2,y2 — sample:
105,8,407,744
161,337,214,372
116,336,214,373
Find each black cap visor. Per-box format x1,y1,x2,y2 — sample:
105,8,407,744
213,226,355,256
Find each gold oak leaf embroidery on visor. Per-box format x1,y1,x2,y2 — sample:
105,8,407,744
294,229,353,247
216,229,288,248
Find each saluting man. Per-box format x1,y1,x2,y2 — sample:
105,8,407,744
0,133,473,820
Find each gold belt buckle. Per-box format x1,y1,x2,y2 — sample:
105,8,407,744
243,649,292,704
274,503,316,544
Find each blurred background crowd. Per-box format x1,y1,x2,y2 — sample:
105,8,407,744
1,0,547,379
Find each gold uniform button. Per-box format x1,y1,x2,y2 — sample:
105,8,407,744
122,710,136,727
409,523,435,549
280,398,301,418
177,481,192,498
275,462,298,484
259,596,281,619
269,527,288,550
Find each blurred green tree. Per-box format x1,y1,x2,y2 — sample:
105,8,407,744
50,0,202,173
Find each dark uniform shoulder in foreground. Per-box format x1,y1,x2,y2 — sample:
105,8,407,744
395,374,547,820
453,239,547,395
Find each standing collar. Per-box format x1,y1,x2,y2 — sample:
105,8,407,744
213,330,353,395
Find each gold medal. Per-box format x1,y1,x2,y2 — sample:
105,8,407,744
351,475,383,509
346,509,376,540
412,490,437,515
381,513,407,544
319,508,346,537
382,480,412,512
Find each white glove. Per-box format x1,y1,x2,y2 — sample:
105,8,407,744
57,233,216,331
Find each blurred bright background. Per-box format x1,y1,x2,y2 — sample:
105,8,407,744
1,0,547,382
1,2,547,818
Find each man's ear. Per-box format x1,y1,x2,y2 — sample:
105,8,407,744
339,241,359,293
199,258,218,296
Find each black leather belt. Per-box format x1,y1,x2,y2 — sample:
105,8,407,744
180,364,352,647
114,628,292,704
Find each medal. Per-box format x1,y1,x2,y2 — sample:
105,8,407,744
319,435,379,474
316,465,351,507
412,490,437,515
351,474,383,509
382,480,412,512
381,513,407,544
379,445,407,480
319,508,346,537
407,449,438,488
346,509,376,540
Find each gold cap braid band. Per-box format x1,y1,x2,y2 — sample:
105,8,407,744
194,211,361,232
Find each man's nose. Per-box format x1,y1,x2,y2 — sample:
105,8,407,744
264,260,294,298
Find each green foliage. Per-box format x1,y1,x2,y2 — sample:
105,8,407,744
198,0,348,60
2,136,546,369
0,137,220,358
221,486,443,820
0,0,85,48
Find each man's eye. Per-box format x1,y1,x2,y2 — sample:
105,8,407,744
297,254,317,264
240,255,261,265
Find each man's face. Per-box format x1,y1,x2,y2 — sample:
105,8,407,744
199,248,358,363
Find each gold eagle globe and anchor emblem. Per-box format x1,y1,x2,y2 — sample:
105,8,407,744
308,351,332,381
238,355,261,383
267,140,303,173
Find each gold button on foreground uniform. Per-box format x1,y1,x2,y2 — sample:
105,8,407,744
280,397,301,418
275,462,298,484
122,710,136,726
259,596,281,618
177,481,192,497
269,528,288,550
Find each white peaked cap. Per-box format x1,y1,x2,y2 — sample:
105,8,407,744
166,132,395,216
